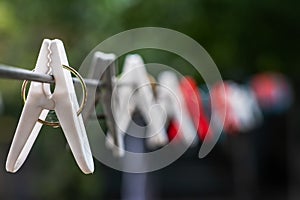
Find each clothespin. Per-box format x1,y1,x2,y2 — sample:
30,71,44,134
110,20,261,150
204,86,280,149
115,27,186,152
157,71,197,145
6,39,94,174
250,72,293,114
109,54,168,156
233,84,263,132
81,51,121,156
211,81,262,133
180,77,211,141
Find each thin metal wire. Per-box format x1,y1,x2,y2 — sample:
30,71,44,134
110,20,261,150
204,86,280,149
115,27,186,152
0,64,103,87
0,63,133,121
0,64,133,88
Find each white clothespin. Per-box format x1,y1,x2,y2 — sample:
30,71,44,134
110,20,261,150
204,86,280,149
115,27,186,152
81,51,120,156
108,54,168,156
227,82,263,132
6,39,94,174
157,71,197,145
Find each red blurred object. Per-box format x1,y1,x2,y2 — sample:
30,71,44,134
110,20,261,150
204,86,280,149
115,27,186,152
211,82,240,134
180,77,211,140
250,72,293,113
167,120,180,141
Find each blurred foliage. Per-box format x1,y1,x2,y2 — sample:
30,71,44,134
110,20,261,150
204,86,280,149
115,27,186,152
0,0,299,199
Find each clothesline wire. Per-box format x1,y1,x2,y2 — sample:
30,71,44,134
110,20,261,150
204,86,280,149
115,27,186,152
0,64,103,87
0,64,110,120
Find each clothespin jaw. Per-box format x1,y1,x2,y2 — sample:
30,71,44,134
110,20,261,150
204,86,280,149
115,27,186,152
6,39,52,172
82,52,116,120
157,71,197,145
6,39,94,174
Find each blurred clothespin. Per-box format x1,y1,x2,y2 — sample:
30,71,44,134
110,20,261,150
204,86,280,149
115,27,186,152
109,54,168,156
180,77,211,141
250,72,293,114
81,51,121,156
212,81,262,134
157,71,197,145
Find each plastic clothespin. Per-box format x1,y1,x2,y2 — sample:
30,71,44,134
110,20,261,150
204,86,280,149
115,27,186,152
157,71,197,145
180,77,211,140
229,83,263,132
81,52,121,156
6,39,94,174
109,54,168,156
211,81,262,134
250,72,293,114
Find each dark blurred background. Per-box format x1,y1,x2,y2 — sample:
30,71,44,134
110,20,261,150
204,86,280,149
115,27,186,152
0,0,299,199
